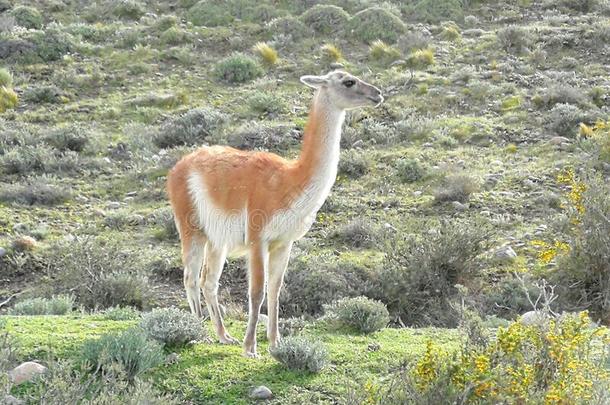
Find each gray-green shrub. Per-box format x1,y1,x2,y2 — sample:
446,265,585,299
300,5,349,35
433,173,479,203
378,221,490,326
497,25,532,53
10,6,42,29
112,0,145,20
338,149,370,178
140,307,205,347
349,7,406,43
330,219,377,249
188,0,233,27
214,54,263,84
270,336,328,373
547,103,588,137
44,126,89,152
103,306,141,321
9,295,74,315
395,157,426,183
247,92,286,115
153,108,229,149
0,178,71,205
82,328,164,380
324,296,389,333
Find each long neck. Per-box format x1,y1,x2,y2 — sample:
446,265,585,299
297,90,345,176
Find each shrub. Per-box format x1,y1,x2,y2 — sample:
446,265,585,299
0,85,18,113
433,174,479,203
547,103,589,137
188,0,233,27
13,26,76,63
404,48,435,70
339,149,370,178
378,221,490,326
214,53,262,83
300,4,349,35
247,91,286,115
330,219,377,249
395,157,426,183
540,83,587,108
153,108,229,149
404,0,464,24
281,255,378,316
112,0,144,20
140,307,205,347
355,313,610,404
225,122,299,152
82,328,164,380
554,178,610,322
349,7,406,43
23,85,64,104
50,237,151,310
160,27,191,45
497,25,531,53
324,296,389,333
397,31,431,53
0,178,71,205
252,42,278,66
270,336,328,373
9,295,74,315
10,6,42,29
103,306,141,321
44,125,89,152
0,68,13,87
266,16,312,42
278,317,308,337
0,145,83,176
440,23,461,41
369,40,401,65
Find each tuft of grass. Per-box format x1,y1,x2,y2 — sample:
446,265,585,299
0,67,13,87
320,43,342,62
369,40,401,65
405,48,435,70
270,336,328,373
440,23,461,41
324,296,389,333
252,42,278,66
0,86,18,113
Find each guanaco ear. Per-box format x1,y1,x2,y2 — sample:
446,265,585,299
300,75,328,89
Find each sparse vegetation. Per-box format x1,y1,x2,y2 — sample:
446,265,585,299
9,295,74,315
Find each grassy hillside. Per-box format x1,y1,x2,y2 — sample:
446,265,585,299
0,0,609,403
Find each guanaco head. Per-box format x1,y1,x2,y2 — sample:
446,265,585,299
300,70,383,110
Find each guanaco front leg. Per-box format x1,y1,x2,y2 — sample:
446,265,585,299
243,242,268,357
267,242,293,348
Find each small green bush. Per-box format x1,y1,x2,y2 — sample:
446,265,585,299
153,108,229,149
44,126,89,152
103,306,141,321
160,27,191,45
214,54,263,84
540,83,587,108
349,7,406,43
300,4,349,35
23,85,64,104
140,307,206,347
324,296,389,333
0,145,82,176
10,6,43,29
82,328,164,380
339,149,370,178
188,0,233,27
397,31,431,53
395,158,426,183
9,295,74,315
0,85,18,113
225,122,299,152
270,336,328,373
404,0,464,24
266,16,312,42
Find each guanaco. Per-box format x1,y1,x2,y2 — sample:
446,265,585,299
167,70,383,357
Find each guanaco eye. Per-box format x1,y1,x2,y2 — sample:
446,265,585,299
343,80,355,88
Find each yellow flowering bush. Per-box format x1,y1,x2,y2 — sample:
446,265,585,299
373,313,609,404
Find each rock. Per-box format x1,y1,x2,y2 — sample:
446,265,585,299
250,386,273,400
519,311,549,327
11,236,37,252
523,179,536,189
494,246,517,263
165,353,180,365
451,201,469,211
412,191,422,197
107,202,121,209
9,362,47,385
549,136,570,146
124,196,135,203
480,210,491,216
0,247,7,257
3,395,24,405
330,62,344,70
463,28,484,37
